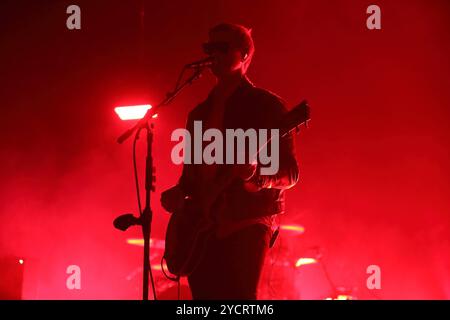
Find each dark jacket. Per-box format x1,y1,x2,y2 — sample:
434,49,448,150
178,77,299,221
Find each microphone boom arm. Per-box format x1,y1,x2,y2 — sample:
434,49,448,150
117,66,206,144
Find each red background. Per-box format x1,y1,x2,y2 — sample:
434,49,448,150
0,0,449,299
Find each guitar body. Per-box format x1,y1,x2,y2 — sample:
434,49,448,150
164,199,215,277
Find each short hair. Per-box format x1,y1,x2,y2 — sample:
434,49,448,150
209,23,255,60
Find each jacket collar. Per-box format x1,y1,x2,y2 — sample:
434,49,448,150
205,75,254,103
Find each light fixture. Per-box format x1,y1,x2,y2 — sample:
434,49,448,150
115,104,154,120
295,257,318,267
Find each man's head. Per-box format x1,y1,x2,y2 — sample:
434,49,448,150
203,23,255,78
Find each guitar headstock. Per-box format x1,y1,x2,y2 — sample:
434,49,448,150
280,100,310,137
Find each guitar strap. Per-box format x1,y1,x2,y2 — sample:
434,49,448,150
269,226,280,248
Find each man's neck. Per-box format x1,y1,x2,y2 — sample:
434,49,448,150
213,72,245,100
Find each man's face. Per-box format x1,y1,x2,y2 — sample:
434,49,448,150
203,30,244,78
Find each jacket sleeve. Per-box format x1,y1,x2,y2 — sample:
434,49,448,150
177,111,195,194
248,95,300,190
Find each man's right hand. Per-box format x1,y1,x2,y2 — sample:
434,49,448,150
160,185,185,213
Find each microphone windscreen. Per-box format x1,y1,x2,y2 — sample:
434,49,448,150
113,214,138,231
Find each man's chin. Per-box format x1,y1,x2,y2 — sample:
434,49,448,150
210,66,224,78
211,68,241,79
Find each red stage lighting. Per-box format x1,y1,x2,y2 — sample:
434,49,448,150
126,238,165,249
324,295,353,300
280,224,305,234
114,104,155,120
295,257,318,267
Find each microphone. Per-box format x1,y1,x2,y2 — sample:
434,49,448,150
113,213,141,231
185,56,214,69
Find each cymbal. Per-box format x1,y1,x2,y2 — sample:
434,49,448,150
126,238,165,249
279,224,305,235
125,225,304,249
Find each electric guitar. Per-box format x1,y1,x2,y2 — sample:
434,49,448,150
163,100,310,277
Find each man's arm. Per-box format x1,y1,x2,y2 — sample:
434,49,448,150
160,112,195,213
247,133,299,190
245,94,300,190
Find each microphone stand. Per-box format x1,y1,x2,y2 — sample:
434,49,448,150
114,66,206,300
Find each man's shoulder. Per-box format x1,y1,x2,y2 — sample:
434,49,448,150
247,85,288,114
187,97,209,121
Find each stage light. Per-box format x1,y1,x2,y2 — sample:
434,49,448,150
336,294,352,300
18,259,24,265
151,264,162,271
280,224,305,234
295,257,318,267
126,238,148,246
126,238,165,249
324,294,353,300
115,104,152,120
